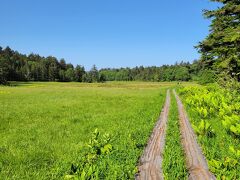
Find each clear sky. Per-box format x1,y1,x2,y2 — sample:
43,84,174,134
0,0,220,70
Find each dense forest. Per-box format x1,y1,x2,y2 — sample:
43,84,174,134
100,61,204,82
0,47,105,84
0,46,214,84
0,0,239,85
0,43,235,85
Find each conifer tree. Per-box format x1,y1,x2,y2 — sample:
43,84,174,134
197,0,240,81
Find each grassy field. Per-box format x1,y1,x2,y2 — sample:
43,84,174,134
0,81,184,179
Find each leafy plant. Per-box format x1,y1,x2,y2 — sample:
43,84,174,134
178,84,240,179
222,114,240,137
179,85,240,138
192,120,215,137
208,146,240,179
66,129,113,179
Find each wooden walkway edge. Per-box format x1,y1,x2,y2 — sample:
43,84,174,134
173,89,216,180
136,89,170,180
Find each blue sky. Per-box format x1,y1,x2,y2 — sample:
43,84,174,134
0,0,219,70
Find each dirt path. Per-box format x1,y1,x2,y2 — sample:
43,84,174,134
136,89,170,180
173,90,216,180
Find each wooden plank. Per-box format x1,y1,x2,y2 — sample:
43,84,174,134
136,89,170,180
173,89,216,180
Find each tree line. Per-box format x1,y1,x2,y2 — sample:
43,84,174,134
100,61,207,82
0,46,212,84
0,46,105,84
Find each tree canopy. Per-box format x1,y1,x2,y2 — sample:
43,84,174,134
197,0,240,81
0,46,89,83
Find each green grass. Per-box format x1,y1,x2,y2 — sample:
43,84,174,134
0,81,178,179
162,90,188,179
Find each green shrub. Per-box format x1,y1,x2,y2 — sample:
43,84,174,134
198,70,216,84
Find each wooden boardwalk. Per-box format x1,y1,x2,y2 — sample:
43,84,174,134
136,89,216,180
136,89,170,180
173,90,216,180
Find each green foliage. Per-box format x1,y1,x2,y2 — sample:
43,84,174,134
180,85,240,137
208,145,240,179
0,46,107,84
0,56,8,84
100,62,193,82
197,0,240,81
175,66,191,81
192,120,215,137
0,45,216,84
66,129,113,179
198,69,216,84
179,84,240,179
222,114,240,137
99,73,106,83
75,65,85,82
217,71,240,93
65,68,75,82
88,65,100,82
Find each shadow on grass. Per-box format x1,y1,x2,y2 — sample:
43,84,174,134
8,81,45,87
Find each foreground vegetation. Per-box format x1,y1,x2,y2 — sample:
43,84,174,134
0,82,176,179
1,81,239,179
178,85,240,179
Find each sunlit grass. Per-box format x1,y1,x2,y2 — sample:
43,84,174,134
0,81,174,179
